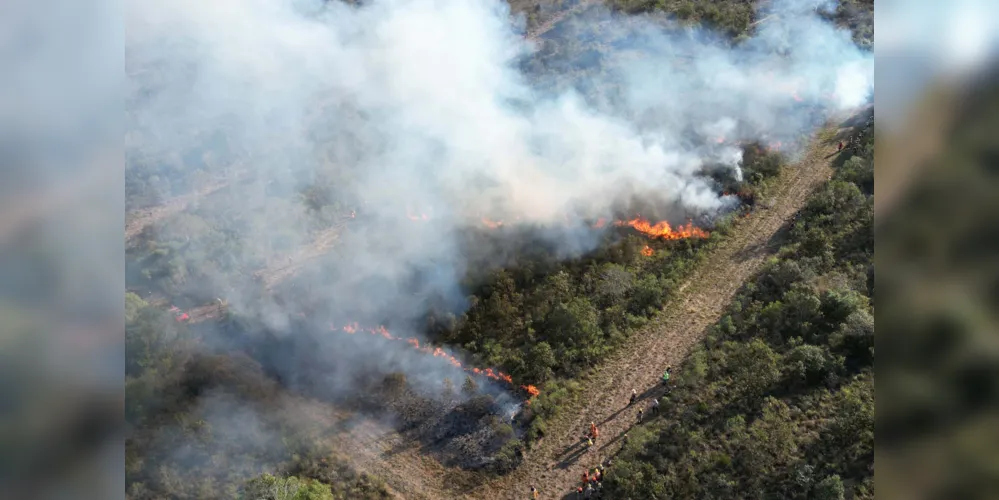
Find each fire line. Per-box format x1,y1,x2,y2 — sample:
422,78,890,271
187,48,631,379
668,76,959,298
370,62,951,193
333,322,540,401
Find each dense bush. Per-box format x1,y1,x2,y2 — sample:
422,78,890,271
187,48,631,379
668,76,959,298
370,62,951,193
602,129,874,498
125,293,392,499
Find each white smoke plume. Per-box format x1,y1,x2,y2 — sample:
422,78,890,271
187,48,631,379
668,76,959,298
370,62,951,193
125,0,872,382
127,0,870,219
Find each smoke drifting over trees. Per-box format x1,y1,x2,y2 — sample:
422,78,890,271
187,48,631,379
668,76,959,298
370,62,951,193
127,0,871,328
123,0,874,495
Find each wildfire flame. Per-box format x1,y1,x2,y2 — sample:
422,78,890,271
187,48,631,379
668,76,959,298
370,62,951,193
406,211,709,242
641,246,654,257
481,217,504,229
332,322,538,401
615,217,709,240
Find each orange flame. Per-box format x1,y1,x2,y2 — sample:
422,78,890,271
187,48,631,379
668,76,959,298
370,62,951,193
407,212,708,242
641,246,654,256
481,218,504,229
330,322,538,402
615,217,709,240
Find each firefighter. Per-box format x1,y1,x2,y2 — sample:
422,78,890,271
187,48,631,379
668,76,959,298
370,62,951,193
576,486,584,499
838,141,843,151
584,483,594,499
621,433,629,450
582,471,589,487
530,485,539,499
637,408,644,423
629,389,638,406
651,397,660,415
589,422,599,441
661,366,672,386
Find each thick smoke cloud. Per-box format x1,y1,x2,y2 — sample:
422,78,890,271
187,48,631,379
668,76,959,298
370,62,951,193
126,0,872,385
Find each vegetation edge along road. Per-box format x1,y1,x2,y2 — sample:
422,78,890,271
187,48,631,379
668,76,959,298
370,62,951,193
472,127,841,499
293,125,844,499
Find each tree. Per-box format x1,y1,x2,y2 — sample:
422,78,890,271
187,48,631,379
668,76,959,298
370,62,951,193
725,339,781,406
819,289,863,332
784,343,835,388
525,341,556,383
742,398,799,479
532,270,574,318
126,292,148,324
240,474,334,500
603,460,666,499
834,309,874,367
628,274,664,315
545,297,602,369
462,375,479,394
839,155,873,194
593,263,634,308
813,475,845,500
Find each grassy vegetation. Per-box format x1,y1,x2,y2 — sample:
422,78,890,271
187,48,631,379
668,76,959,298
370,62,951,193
606,0,873,43
420,145,783,452
600,126,874,499
125,298,394,499
124,0,875,494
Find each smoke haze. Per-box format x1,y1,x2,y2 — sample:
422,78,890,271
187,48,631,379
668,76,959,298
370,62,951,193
126,0,872,386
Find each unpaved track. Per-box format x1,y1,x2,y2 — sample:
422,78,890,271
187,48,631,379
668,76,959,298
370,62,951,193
524,0,600,42
294,131,842,499
465,133,839,499
125,174,243,243
173,131,843,497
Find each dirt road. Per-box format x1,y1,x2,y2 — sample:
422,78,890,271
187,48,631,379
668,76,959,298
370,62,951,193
524,0,600,42
283,128,846,500
464,133,840,499
125,174,241,244
168,128,845,498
